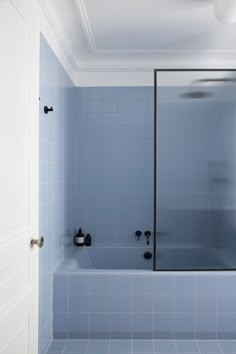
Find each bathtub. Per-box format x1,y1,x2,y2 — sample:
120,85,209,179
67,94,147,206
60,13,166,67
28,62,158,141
58,245,227,272
53,246,236,340
58,246,153,272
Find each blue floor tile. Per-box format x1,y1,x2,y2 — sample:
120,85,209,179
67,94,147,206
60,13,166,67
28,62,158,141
47,340,67,353
63,340,88,353
218,340,236,352
46,339,236,354
175,340,199,353
132,340,154,353
87,340,110,353
197,340,221,353
153,340,177,353
109,340,132,353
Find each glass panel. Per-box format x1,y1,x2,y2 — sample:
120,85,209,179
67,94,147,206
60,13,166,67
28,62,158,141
155,70,236,270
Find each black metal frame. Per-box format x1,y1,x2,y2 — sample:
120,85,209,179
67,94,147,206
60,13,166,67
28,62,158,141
153,69,236,272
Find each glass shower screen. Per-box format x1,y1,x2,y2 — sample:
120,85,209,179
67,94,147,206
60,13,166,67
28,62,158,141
154,70,236,270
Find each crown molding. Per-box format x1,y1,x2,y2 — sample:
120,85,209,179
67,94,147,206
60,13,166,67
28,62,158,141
75,0,236,55
75,0,96,52
37,0,78,85
36,0,236,87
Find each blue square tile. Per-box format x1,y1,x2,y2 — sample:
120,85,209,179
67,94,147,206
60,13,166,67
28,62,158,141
196,313,216,339
53,331,68,339
132,275,153,294
68,331,89,340
111,276,132,294
64,340,88,352
111,313,131,333
154,295,174,313
111,294,131,313
217,314,236,339
87,340,110,353
197,340,221,353
69,294,89,313
132,100,148,114
90,313,110,332
47,340,67,353
69,275,89,295
133,295,153,313
196,295,216,313
67,313,89,333
154,313,174,339
110,340,132,353
132,340,154,353
103,100,117,113
53,313,68,332
118,101,133,113
218,274,236,294
90,294,110,313
218,340,236,352
175,274,195,294
87,99,101,113
175,314,195,339
153,340,177,352
196,273,217,294
132,313,153,337
175,340,199,353
175,295,195,313
90,275,110,294
154,274,175,294
218,295,236,313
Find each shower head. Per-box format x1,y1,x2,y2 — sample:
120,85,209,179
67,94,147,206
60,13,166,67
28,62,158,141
179,91,213,99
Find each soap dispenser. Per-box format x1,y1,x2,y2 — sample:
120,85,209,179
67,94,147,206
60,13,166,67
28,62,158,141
75,228,85,247
85,233,92,246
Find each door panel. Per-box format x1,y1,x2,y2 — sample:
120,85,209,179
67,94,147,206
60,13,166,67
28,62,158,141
0,0,39,353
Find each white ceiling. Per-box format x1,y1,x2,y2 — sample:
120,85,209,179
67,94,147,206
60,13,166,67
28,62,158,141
39,0,236,85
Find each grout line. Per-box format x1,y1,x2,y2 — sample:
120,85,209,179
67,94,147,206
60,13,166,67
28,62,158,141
174,339,178,354
217,339,224,354
194,273,197,341
89,279,91,341
174,275,176,340
195,339,201,354
216,272,219,341
85,338,89,354
131,279,133,353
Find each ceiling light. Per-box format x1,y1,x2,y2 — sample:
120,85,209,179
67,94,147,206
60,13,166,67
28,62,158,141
215,0,236,24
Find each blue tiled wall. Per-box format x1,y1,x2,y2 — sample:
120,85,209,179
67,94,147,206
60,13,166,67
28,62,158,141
75,87,154,247
53,271,236,340
39,35,77,354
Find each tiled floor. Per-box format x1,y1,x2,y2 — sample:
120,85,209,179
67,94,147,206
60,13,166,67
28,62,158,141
46,339,236,354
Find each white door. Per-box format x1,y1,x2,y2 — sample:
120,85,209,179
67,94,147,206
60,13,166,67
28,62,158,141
0,0,39,353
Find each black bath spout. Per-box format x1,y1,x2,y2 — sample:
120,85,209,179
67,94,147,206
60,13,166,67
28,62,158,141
144,230,151,245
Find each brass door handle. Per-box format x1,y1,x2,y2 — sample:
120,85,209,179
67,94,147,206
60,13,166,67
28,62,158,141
31,236,44,248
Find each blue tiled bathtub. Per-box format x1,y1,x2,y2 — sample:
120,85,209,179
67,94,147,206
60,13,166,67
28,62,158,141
53,253,236,340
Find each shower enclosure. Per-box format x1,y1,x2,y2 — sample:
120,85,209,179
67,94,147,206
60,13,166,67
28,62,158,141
154,69,236,271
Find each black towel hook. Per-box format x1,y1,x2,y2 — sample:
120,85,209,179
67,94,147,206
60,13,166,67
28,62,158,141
44,106,54,114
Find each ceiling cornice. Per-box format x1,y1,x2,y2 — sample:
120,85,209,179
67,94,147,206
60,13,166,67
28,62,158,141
36,0,236,87
75,0,96,52
37,0,79,84
75,0,236,55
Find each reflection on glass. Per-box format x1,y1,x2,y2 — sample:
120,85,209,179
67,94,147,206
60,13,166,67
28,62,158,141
155,71,236,270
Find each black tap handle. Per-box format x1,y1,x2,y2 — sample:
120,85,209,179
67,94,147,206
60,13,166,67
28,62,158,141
145,230,151,237
135,230,142,240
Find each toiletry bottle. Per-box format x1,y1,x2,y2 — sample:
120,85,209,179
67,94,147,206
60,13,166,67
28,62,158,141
85,233,91,246
75,228,85,246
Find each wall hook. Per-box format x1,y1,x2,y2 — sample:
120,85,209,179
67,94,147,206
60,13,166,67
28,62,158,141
44,106,53,114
